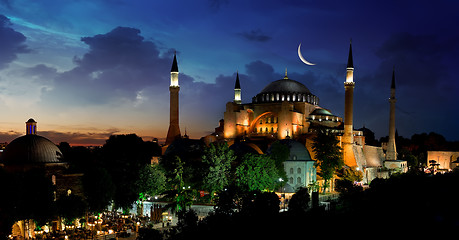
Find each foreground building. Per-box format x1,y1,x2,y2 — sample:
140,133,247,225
1,119,83,239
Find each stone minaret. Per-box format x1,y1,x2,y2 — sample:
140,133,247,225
386,68,397,160
26,118,37,135
342,41,357,167
165,53,181,145
234,72,241,104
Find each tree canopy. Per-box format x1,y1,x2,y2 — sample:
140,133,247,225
235,153,278,192
312,129,344,192
201,142,236,198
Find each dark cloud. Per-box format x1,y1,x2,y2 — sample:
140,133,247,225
46,26,172,105
0,15,30,69
238,29,272,42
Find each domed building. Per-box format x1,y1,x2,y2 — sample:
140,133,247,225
2,119,64,169
2,119,66,172
223,71,342,143
1,119,84,238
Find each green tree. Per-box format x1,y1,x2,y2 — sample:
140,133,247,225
267,141,289,186
167,156,194,212
137,164,166,199
136,164,166,216
312,128,344,192
235,153,278,192
339,166,363,182
202,142,236,199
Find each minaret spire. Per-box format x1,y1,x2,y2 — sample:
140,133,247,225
347,39,354,69
343,40,357,167
166,52,181,145
386,67,397,160
234,71,241,104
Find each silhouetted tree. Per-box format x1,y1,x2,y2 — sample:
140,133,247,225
101,134,153,210
288,187,310,215
56,194,87,225
82,166,115,213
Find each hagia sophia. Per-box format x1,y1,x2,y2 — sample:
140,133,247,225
165,42,407,191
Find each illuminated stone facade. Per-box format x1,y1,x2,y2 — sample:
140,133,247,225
223,73,340,142
427,151,459,171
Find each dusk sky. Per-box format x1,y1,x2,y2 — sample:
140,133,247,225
0,0,458,145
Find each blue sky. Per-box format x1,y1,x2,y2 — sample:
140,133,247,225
0,0,457,145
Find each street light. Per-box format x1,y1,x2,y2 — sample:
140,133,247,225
278,178,285,210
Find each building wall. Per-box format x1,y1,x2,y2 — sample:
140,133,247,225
223,100,320,140
427,151,459,170
284,160,316,192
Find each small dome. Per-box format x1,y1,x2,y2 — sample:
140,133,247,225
2,134,64,165
268,139,312,161
310,108,333,116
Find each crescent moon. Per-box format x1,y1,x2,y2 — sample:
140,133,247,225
298,43,316,66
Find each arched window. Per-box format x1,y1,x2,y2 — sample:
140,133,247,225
290,168,294,174
297,177,302,184
289,177,293,184
297,168,301,174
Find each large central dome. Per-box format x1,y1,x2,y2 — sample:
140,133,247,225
252,76,319,105
260,78,311,95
